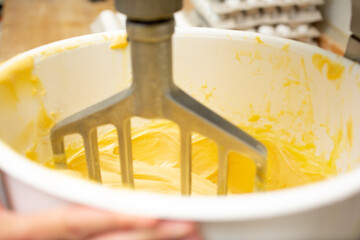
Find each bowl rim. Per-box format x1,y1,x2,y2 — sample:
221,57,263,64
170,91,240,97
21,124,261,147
0,27,359,221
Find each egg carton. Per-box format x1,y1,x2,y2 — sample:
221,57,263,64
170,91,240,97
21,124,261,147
255,23,320,39
210,0,324,15
90,9,319,43
192,0,322,30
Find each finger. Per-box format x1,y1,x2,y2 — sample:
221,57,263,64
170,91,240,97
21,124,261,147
88,230,155,240
89,221,201,240
88,226,203,240
1,206,158,240
154,221,199,240
61,206,158,230
0,210,19,240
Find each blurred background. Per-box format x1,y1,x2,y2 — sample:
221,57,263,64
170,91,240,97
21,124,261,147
0,0,350,62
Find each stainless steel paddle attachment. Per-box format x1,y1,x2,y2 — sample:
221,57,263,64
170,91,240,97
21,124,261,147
50,0,267,195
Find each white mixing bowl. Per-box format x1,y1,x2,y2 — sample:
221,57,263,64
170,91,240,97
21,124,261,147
1,28,360,239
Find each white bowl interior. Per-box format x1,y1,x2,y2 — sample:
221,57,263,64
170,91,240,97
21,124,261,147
1,28,360,221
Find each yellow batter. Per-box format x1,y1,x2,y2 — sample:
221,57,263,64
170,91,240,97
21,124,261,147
46,118,337,195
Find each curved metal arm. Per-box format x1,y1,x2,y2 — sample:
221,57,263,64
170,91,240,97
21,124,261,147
345,0,360,63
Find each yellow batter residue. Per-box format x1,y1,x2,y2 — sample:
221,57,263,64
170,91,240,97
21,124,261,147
40,44,81,58
282,43,290,52
0,56,44,103
0,55,59,160
110,33,128,49
255,36,264,44
312,54,344,80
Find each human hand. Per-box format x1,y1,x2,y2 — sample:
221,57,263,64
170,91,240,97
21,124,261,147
0,205,202,240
